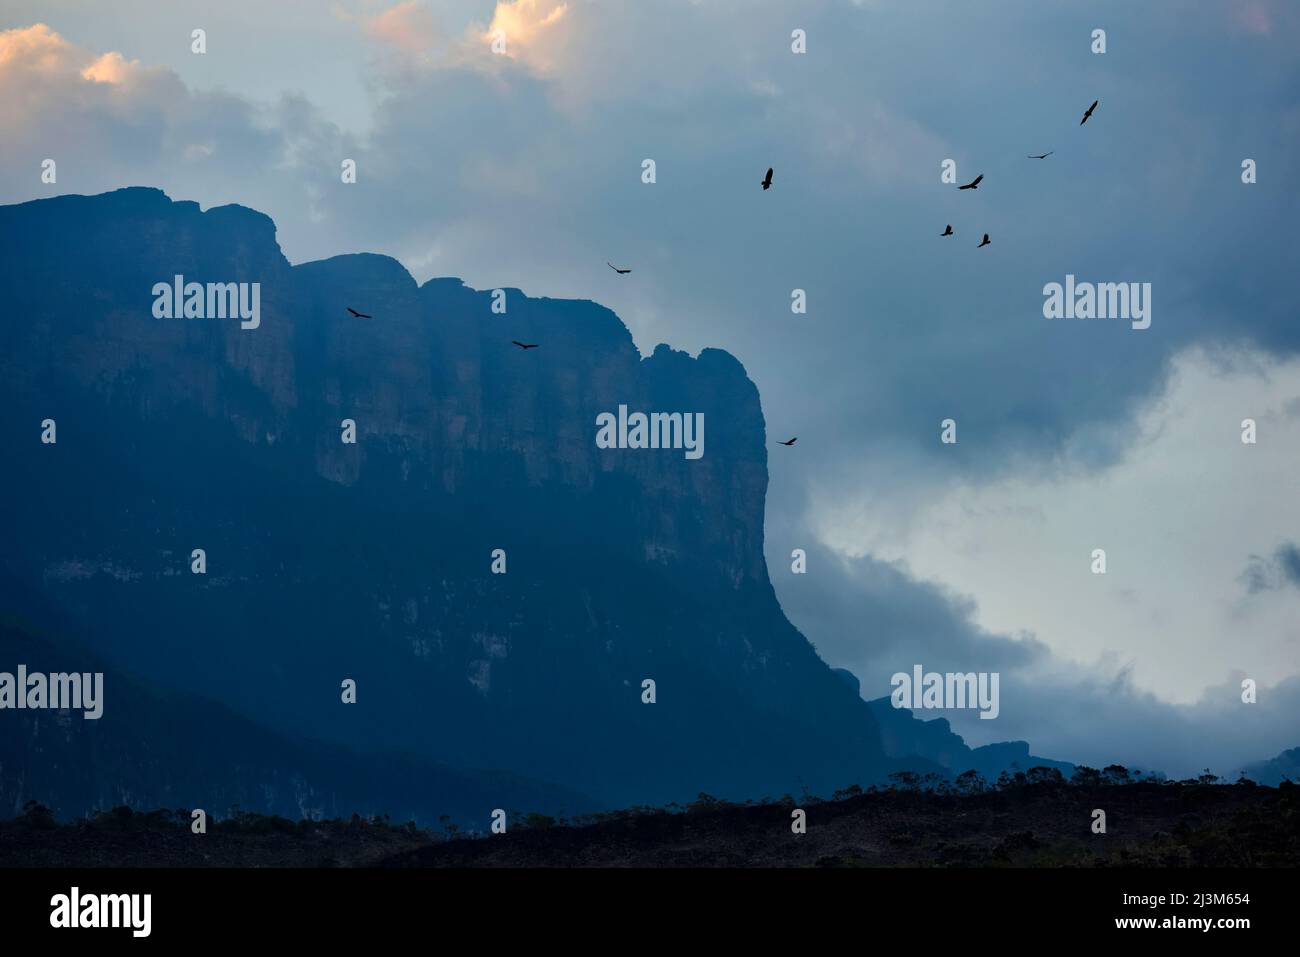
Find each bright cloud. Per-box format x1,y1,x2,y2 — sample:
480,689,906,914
480,0,569,70
365,1,440,56
814,345,1300,705
81,51,142,85
0,22,73,72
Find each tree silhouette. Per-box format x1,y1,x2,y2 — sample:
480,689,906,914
887,771,922,791
1026,766,1065,786
1102,765,1132,785
1071,766,1103,786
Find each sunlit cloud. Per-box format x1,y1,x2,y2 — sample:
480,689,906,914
0,22,74,73
480,0,569,71
364,1,440,56
80,51,142,85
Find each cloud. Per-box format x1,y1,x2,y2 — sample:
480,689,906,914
80,51,142,85
0,25,181,148
0,22,353,243
1241,542,1300,593
0,24,85,120
769,533,1300,779
364,1,440,57
809,346,1300,705
1277,543,1300,585
1,24,156,89
0,22,72,69
1240,554,1274,594
481,0,569,69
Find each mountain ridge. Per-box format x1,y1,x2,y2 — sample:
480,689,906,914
0,187,1102,818
0,187,888,811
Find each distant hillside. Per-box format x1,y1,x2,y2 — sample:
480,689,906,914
831,668,1074,779
1239,747,1300,786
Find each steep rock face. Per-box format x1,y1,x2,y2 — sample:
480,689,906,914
0,602,591,826
0,188,884,811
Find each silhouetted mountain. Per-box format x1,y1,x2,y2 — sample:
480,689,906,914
1238,747,1300,786
831,667,861,696
864,694,1073,780
0,187,904,815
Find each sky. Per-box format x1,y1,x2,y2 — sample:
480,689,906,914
1,0,1297,776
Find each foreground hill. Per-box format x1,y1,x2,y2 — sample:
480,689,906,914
382,779,1298,868
3,779,1294,868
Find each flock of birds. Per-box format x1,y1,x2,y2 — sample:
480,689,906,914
342,99,1101,449
952,170,992,248
939,98,1099,248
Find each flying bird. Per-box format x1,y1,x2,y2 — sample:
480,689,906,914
778,438,797,446
977,233,991,248
1028,151,1054,159
958,174,983,190
511,340,539,350
761,167,773,190
941,224,953,236
346,307,372,319
607,262,631,275
1080,100,1099,125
